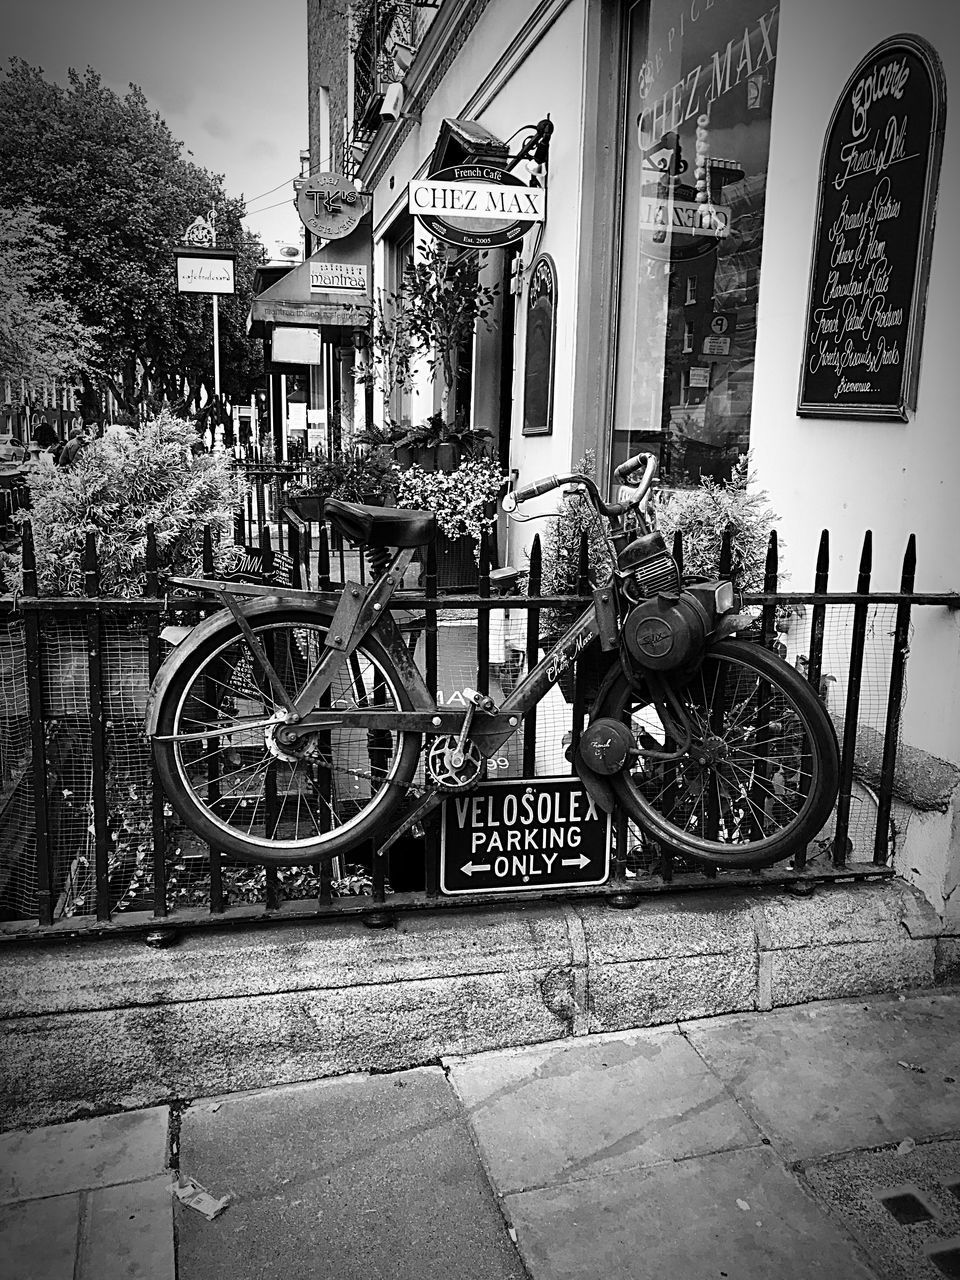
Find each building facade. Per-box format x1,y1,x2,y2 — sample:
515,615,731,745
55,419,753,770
304,0,959,912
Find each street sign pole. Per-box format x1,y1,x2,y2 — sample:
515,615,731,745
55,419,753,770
212,294,221,401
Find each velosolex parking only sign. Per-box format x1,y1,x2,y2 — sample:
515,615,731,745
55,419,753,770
440,777,612,896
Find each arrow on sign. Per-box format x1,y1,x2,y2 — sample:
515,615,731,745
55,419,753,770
561,854,590,870
460,861,492,877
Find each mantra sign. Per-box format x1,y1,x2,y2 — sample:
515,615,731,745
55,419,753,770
409,165,545,249
440,777,611,895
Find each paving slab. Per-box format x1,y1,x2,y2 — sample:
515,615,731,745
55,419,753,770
446,1027,760,1193
804,1137,960,1280
682,990,960,1160
77,1175,175,1280
504,1145,876,1280
0,1192,80,1280
0,1107,170,1204
175,1069,525,1280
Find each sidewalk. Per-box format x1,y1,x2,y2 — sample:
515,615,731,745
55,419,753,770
3,988,960,1280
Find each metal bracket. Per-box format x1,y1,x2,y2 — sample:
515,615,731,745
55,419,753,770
379,790,445,856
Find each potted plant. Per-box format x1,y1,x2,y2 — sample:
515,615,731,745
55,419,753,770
393,455,503,589
356,240,499,470
286,448,396,521
390,412,493,473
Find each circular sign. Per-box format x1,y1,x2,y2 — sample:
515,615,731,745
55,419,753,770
710,314,730,335
296,173,371,241
414,165,540,250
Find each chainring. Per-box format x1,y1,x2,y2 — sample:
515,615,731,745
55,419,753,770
426,735,484,790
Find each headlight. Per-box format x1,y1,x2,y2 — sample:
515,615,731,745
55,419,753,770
714,581,735,613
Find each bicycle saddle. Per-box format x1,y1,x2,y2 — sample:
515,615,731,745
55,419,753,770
323,498,437,548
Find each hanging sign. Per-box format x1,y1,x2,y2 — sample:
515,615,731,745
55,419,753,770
295,172,371,240
409,165,545,249
440,777,611,896
174,247,237,295
522,254,557,436
797,35,946,420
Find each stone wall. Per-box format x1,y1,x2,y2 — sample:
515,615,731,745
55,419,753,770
1,880,951,1131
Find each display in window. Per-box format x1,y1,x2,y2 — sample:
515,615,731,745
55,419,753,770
613,0,779,488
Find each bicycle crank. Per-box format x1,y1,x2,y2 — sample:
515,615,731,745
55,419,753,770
426,736,484,789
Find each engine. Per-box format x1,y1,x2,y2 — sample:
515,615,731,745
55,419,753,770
621,580,735,671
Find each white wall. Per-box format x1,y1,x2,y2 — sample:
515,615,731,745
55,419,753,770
752,0,960,763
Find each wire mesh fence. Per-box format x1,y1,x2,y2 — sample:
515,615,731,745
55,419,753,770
0,512,953,930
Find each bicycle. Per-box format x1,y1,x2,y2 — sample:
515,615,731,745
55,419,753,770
145,453,841,872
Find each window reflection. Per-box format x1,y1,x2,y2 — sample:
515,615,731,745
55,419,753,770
613,0,779,488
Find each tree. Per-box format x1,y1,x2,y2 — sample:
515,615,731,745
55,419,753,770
0,59,264,416
0,204,100,391
404,239,499,426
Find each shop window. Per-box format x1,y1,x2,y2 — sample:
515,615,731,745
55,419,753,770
612,0,778,487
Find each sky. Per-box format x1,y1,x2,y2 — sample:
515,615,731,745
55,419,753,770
4,0,309,254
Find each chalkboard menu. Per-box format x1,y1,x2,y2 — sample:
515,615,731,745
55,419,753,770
798,35,946,420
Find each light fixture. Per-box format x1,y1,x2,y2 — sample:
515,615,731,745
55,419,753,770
506,116,554,174
391,41,416,74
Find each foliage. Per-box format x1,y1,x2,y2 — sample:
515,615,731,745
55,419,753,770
290,448,396,504
0,60,264,414
3,410,240,596
536,451,612,634
393,411,492,456
353,288,420,427
654,456,779,591
0,205,100,391
393,456,503,555
404,239,500,421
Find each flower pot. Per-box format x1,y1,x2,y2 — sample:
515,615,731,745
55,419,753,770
435,442,460,473
420,532,478,591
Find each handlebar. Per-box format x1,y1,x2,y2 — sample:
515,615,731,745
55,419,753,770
501,452,657,518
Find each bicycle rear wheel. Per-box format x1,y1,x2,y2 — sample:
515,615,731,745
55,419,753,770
606,639,840,869
153,606,421,865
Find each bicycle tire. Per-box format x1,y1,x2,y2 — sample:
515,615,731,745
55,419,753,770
153,604,421,865
605,639,840,869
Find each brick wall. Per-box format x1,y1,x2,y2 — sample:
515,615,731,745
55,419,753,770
307,0,351,173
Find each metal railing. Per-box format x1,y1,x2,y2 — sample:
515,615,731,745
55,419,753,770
1,510,957,938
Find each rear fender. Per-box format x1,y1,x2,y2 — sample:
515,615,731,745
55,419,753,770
143,597,335,736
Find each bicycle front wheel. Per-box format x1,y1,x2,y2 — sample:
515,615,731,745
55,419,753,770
607,639,840,869
153,606,421,865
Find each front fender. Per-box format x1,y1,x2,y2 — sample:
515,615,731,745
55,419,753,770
143,597,335,736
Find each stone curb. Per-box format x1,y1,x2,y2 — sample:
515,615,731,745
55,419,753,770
0,879,948,1131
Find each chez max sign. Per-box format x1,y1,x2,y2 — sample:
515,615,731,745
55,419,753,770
408,165,546,249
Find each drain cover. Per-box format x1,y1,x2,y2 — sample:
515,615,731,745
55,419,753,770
804,1140,960,1280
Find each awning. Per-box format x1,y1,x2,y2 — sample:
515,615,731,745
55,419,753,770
247,222,373,338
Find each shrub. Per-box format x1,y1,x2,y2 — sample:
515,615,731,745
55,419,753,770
654,456,779,591
4,409,240,596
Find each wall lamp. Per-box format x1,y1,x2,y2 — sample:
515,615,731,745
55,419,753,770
506,116,554,177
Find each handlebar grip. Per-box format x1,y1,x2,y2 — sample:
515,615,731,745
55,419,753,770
614,452,657,485
502,474,560,511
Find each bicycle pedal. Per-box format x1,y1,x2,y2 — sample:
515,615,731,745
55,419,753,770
462,687,499,713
